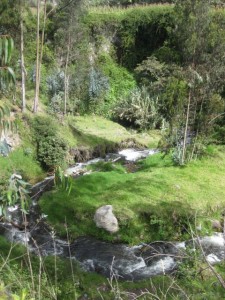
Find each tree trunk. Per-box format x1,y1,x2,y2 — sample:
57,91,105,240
20,7,26,113
64,31,71,116
33,0,40,113
181,89,191,165
37,0,47,101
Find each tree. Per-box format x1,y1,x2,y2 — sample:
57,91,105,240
0,0,20,36
33,0,58,113
54,0,88,115
0,35,16,139
33,0,41,113
20,0,27,113
166,0,225,164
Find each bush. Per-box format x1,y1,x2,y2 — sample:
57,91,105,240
113,86,161,129
213,125,225,144
37,136,67,169
32,116,67,169
97,53,136,110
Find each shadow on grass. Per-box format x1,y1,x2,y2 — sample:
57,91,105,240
69,124,116,150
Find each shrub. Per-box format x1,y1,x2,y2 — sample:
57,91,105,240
113,86,161,130
212,125,225,144
88,67,109,99
99,54,136,100
32,116,67,169
38,136,67,169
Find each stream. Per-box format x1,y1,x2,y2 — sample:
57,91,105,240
0,148,225,281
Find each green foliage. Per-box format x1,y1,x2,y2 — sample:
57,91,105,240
213,125,225,144
86,5,174,68
0,282,31,300
0,36,16,90
46,71,66,114
0,36,14,65
141,200,196,240
113,86,161,129
96,53,136,115
54,166,72,194
0,104,12,138
0,174,31,217
0,0,20,35
174,0,211,64
32,116,67,170
161,76,188,127
0,139,11,156
87,0,175,5
37,136,67,170
153,44,181,64
88,66,109,100
135,55,168,85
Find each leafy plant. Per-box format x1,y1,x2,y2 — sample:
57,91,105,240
88,66,109,99
0,174,31,217
32,116,67,169
0,35,16,90
47,71,65,98
113,86,161,129
54,166,73,195
37,135,67,170
0,35,16,140
0,104,11,137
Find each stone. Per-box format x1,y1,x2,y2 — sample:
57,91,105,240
211,220,222,231
94,205,119,233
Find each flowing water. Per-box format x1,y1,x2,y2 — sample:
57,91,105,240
0,148,224,281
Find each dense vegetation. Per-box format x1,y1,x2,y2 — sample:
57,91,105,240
1,0,225,299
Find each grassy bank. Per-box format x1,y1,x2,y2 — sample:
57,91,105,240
1,113,160,185
67,115,160,148
40,146,225,244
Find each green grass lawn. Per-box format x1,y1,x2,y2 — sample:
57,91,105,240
40,146,225,244
67,115,160,148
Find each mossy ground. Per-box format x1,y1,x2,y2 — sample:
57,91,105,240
40,146,225,244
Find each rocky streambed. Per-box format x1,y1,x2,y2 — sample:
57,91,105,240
0,148,225,281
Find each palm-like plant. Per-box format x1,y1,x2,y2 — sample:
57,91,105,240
0,35,15,89
0,104,11,138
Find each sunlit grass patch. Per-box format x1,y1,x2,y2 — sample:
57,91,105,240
40,147,225,244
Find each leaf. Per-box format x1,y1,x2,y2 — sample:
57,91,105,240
6,190,12,205
8,37,14,62
4,37,8,65
7,67,16,85
0,38,2,62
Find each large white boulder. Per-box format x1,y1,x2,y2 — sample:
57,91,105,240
94,205,119,233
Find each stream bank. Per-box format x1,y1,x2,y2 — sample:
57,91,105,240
0,148,225,281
